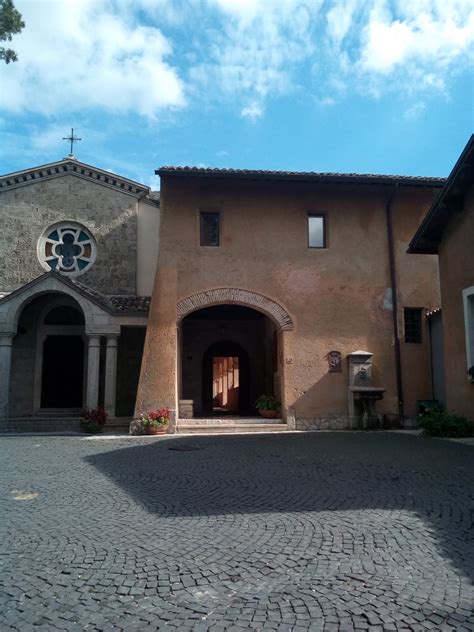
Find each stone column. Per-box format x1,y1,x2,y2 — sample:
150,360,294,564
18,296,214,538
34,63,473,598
104,335,118,418
86,335,101,409
0,334,14,419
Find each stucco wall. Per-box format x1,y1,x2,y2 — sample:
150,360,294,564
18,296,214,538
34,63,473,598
137,199,160,296
0,175,139,294
137,177,441,421
438,186,474,420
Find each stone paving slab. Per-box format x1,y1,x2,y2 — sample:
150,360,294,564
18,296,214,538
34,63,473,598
0,432,473,631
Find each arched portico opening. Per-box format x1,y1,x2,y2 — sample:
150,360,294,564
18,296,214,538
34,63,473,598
10,293,87,416
179,303,281,417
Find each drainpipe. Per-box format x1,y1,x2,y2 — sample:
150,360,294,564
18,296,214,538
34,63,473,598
385,184,404,421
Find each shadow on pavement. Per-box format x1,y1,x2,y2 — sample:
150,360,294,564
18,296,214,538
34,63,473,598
85,431,474,582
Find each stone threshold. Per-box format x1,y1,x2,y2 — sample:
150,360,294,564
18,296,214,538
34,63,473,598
176,419,287,434
178,417,283,425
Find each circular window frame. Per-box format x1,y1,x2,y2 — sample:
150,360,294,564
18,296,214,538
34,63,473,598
37,220,97,277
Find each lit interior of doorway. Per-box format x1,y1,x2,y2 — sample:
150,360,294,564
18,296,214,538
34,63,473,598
212,356,239,412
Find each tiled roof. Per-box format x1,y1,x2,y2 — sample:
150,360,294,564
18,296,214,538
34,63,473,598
50,276,152,314
108,295,151,313
157,166,445,187
0,273,151,316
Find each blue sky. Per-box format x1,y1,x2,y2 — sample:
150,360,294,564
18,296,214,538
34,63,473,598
1,0,473,190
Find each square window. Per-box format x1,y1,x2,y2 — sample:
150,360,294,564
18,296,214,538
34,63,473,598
308,215,326,248
200,212,220,247
404,308,423,343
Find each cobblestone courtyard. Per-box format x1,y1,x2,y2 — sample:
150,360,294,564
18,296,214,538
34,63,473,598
1,432,473,631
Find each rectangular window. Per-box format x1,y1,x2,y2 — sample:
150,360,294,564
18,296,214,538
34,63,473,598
404,308,423,343
200,212,220,247
308,215,326,248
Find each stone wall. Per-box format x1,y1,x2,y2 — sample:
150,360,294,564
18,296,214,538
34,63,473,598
296,416,350,430
9,299,39,417
0,175,138,294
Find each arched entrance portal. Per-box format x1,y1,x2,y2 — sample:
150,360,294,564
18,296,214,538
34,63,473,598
39,304,85,408
10,294,87,415
180,304,280,417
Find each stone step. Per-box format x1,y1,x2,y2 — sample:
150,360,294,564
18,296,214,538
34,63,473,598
178,417,283,425
0,418,131,434
176,419,287,434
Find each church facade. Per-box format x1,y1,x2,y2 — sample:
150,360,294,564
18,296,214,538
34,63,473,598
0,157,446,431
0,159,159,428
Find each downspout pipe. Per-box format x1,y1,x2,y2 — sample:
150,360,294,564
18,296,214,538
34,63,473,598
385,184,405,421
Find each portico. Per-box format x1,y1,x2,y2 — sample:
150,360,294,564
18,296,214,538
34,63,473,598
0,272,146,425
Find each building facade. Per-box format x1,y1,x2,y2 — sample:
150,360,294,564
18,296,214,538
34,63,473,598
0,158,158,427
0,158,447,430
136,168,443,430
409,135,474,421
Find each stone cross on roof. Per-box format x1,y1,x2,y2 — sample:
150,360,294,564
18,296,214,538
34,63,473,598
62,128,81,158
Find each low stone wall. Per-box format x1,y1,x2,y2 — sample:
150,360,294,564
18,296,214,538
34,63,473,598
296,416,350,431
296,415,420,431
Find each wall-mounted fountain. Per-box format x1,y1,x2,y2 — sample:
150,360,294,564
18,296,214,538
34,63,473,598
348,350,385,429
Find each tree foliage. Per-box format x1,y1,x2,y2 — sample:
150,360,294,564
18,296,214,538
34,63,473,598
0,0,24,63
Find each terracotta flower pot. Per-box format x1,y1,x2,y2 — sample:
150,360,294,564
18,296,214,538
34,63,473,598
146,424,169,435
258,409,280,419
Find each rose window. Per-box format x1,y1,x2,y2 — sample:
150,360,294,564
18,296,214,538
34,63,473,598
38,222,97,276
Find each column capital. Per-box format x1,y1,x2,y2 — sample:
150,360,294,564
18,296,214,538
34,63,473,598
0,333,15,347
87,335,101,347
105,334,119,348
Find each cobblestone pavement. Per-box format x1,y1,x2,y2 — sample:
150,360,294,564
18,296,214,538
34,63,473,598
1,432,473,631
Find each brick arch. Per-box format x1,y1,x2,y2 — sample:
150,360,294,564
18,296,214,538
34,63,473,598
177,288,294,331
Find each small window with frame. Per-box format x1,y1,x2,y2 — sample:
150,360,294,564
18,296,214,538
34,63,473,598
200,211,220,247
404,308,423,343
308,214,326,248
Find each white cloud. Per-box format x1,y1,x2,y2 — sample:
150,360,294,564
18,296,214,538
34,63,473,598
357,0,474,89
0,0,185,117
316,96,337,107
404,102,427,120
192,0,316,112
1,0,473,124
241,102,264,121
326,0,359,47
191,0,474,118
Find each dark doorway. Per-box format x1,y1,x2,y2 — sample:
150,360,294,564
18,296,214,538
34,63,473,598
41,336,84,408
202,341,250,415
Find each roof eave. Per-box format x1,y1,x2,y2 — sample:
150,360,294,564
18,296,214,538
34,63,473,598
156,168,444,188
0,158,151,198
408,134,474,253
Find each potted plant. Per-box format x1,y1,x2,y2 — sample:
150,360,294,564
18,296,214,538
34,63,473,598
80,407,108,434
139,407,171,435
255,395,281,419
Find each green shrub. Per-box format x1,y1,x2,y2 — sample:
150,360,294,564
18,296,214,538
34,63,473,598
420,410,474,438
